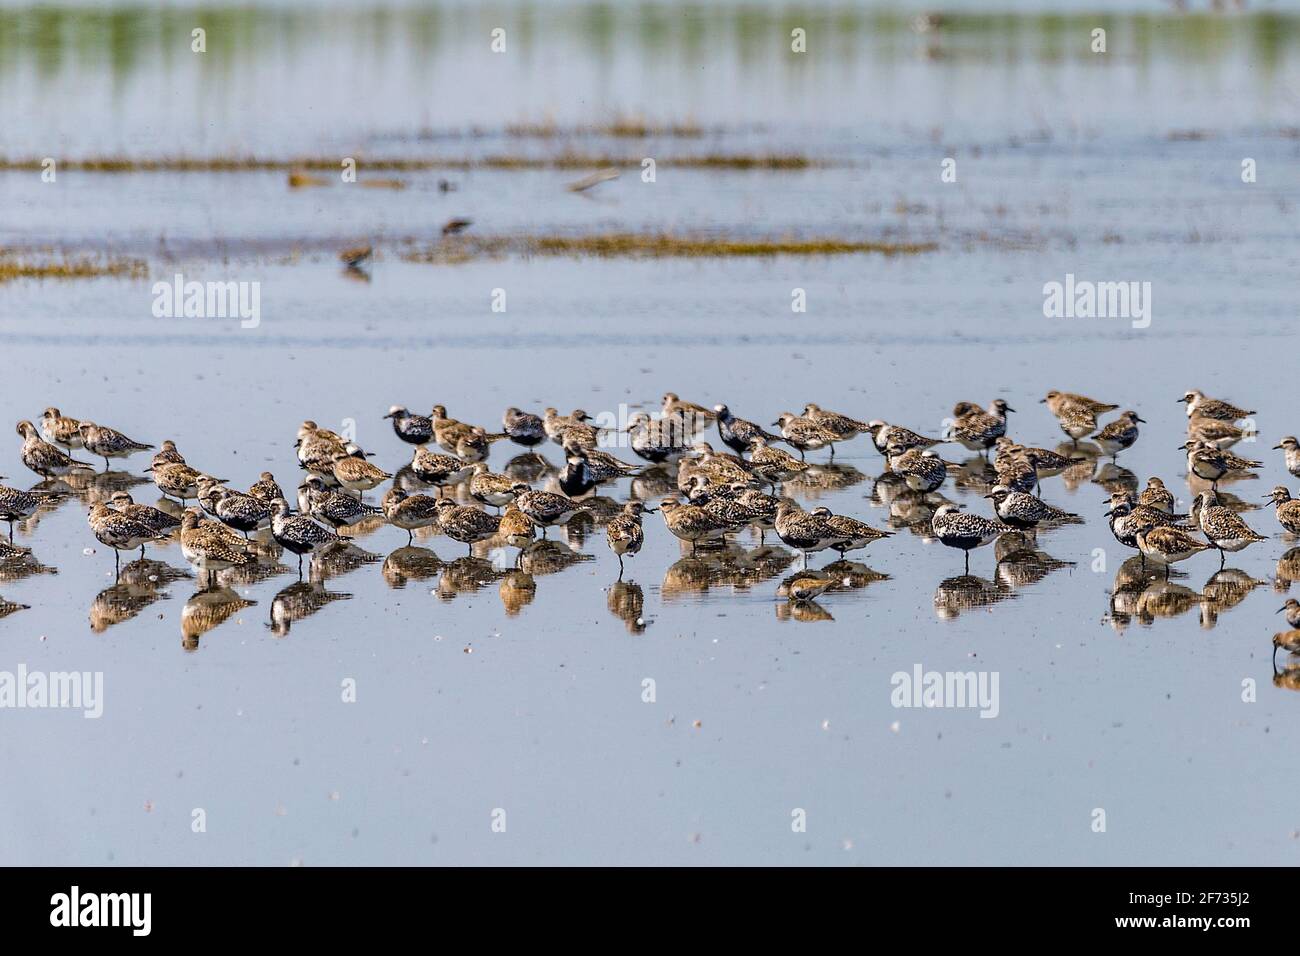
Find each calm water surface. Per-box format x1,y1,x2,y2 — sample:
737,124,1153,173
0,0,1298,865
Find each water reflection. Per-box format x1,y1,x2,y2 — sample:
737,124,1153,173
498,571,536,616
1275,547,1300,591
268,580,353,636
661,544,795,601
1199,569,1268,629
0,549,57,583
993,535,1076,590
381,546,443,588
933,574,1015,620
606,580,647,633
89,558,191,632
181,585,257,650
1272,661,1300,693
0,594,30,621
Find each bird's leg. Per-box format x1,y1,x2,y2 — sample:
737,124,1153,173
964,551,970,574
407,530,414,545
617,555,625,578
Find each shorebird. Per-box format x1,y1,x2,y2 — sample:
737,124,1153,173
784,575,837,603
930,503,1009,571
625,412,683,464
152,461,207,502
1188,415,1254,451
248,472,285,503
773,412,839,460
565,442,640,483
993,439,1075,482
661,393,716,431
384,406,434,446
107,491,180,536
87,502,167,565
179,508,254,583
1265,486,1300,535
1054,404,1098,444
661,496,729,552
149,440,187,470
499,502,537,553
39,407,83,450
714,404,782,455
381,487,441,544
270,498,348,574
747,436,808,489
410,447,474,493
992,455,1039,495
1274,437,1300,479
605,501,654,576
331,453,392,496
1137,476,1177,514
502,407,548,449
469,463,518,510
432,498,500,554
16,421,95,478
1041,391,1118,417
1272,629,1300,662
948,400,1013,454
0,482,50,540
1182,440,1261,491
802,403,871,443
77,422,154,470
867,421,945,457
810,508,893,556
542,408,598,447
984,486,1081,531
1191,491,1267,566
887,444,949,493
1277,599,1300,630
1179,390,1253,422
1094,410,1144,460
1135,526,1211,577
211,487,273,537
512,486,582,536
300,475,380,529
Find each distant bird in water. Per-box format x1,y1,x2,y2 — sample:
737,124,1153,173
442,218,473,236
339,245,373,268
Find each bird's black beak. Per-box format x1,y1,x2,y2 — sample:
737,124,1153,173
1277,606,1287,614
1038,398,1046,404
1135,416,1147,423
1273,444,1284,450
1005,406,1017,413
383,412,396,419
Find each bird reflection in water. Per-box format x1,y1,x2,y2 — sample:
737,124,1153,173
308,540,382,584
782,463,866,499
1273,547,1300,592
993,532,1076,591
0,546,56,584
662,543,795,602
1092,463,1138,497
1198,569,1267,629
381,546,444,588
1272,660,1300,693
435,556,506,602
0,593,30,621
607,580,648,633
268,580,353,636
89,558,191,632
774,561,888,622
181,585,258,650
498,571,536,616
517,539,591,577
503,453,553,484
933,574,1016,620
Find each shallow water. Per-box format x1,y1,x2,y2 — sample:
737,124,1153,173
1,1,1299,866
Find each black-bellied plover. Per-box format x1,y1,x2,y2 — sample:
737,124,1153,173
1265,486,1300,536
150,439,187,468
812,508,893,556
381,487,441,544
1179,389,1253,422
564,442,640,483
625,412,681,465
661,393,716,434
469,462,519,510
410,447,474,493
1274,437,1300,479
542,408,599,448
248,471,285,504
108,491,180,536
1191,491,1267,567
1137,476,1177,514
714,404,782,455
1094,410,1144,460
661,496,729,552
1054,404,1097,444
270,498,348,573
886,444,948,493
802,403,871,443
384,406,434,446
78,422,154,470
1188,415,1253,451
211,487,273,538
1182,440,1261,490
88,502,167,564
605,500,653,576
1041,391,1118,416
331,453,392,496
40,407,83,450
152,461,207,503
499,501,537,553
16,421,95,478
1135,525,1211,577
984,486,1080,531
948,400,1013,454
747,436,808,490
930,503,1010,571
300,475,380,529
867,421,944,457
432,498,500,554
0,482,49,540
179,508,253,584
502,407,547,449
512,486,582,536
773,412,839,461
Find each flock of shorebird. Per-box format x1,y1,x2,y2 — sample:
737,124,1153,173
2,389,1300,652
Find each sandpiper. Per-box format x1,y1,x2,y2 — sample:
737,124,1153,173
499,501,537,552
625,412,682,464
930,503,1009,571
432,498,500,554
661,496,729,552
1094,410,1144,459
180,508,254,583
993,439,1075,481
1188,415,1253,451
773,412,839,460
1265,486,1300,535
78,422,154,470
605,501,654,576
149,440,187,469
1041,391,1118,417
1191,491,1267,566
410,447,474,492
948,400,1013,454
16,421,95,478
512,486,582,535
1182,440,1260,490
1179,390,1253,422
270,498,348,573
1137,476,1177,514
384,406,434,446
502,407,547,448
1054,404,1098,444
331,453,392,496
152,461,207,502
469,462,519,510
867,421,945,457
543,408,599,448
714,404,782,455
300,475,380,529
812,508,893,556
40,407,83,449
381,487,441,544
1135,526,1211,577
0,482,49,539
1272,629,1300,661
984,486,1080,531
248,471,285,503
1274,437,1300,479
662,393,716,431
802,403,871,443
211,487,273,537
1277,598,1300,630
88,502,167,563
107,491,180,536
